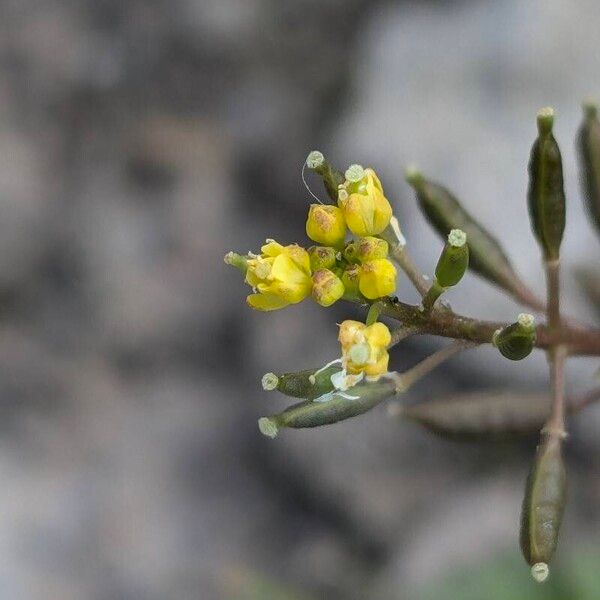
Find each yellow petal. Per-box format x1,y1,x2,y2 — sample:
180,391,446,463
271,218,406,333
247,292,290,311
261,240,284,257
365,322,392,348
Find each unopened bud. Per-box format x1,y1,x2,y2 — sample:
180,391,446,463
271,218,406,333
341,263,361,295
308,246,337,271
312,269,345,307
358,258,397,300
306,204,346,248
343,237,388,263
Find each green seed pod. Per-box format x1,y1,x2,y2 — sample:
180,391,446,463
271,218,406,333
435,229,469,288
577,101,600,235
305,150,345,203
520,434,567,582
308,245,337,271
405,168,528,299
492,313,537,361
399,391,551,441
262,364,342,400
527,108,566,262
258,379,397,437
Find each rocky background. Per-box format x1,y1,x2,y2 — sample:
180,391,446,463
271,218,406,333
2,1,600,598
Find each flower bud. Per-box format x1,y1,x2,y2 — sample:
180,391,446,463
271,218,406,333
308,245,337,271
492,313,536,361
341,263,361,295
306,204,346,248
305,150,345,202
527,107,566,262
358,258,397,300
435,229,469,288
338,166,393,236
520,434,567,581
357,236,389,262
258,378,397,436
577,101,600,235
311,269,345,307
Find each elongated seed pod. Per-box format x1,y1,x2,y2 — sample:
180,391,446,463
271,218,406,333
405,169,527,299
577,102,600,235
520,435,567,582
400,392,551,441
527,108,566,262
306,150,345,202
258,379,397,437
493,314,536,361
262,364,342,399
435,229,469,288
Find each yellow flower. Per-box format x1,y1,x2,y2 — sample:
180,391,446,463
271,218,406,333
338,320,391,377
306,204,346,248
245,240,312,311
344,236,389,263
311,269,345,307
338,166,393,236
359,258,397,299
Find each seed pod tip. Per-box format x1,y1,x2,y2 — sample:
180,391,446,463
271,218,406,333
537,107,554,135
261,372,279,391
517,313,535,330
447,228,467,247
345,163,365,183
306,150,325,169
258,417,279,438
582,99,598,119
531,562,549,583
405,164,424,187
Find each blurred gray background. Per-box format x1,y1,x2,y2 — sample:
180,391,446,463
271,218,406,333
3,0,600,598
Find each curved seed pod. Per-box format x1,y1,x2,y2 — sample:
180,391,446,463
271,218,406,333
262,364,342,399
520,434,567,582
258,379,397,437
527,108,566,262
493,314,536,361
305,150,345,203
405,168,529,300
435,229,469,288
400,391,551,441
577,101,600,234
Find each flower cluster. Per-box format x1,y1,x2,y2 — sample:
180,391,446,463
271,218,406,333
226,163,399,311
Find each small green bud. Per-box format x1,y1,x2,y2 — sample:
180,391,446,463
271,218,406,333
305,150,345,202
258,379,397,435
492,313,536,361
341,263,361,295
435,229,469,288
311,269,345,307
308,246,337,271
406,168,529,301
357,236,389,262
527,107,566,261
577,100,600,235
520,435,567,579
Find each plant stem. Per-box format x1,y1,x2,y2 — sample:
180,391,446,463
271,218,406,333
389,244,430,298
393,340,477,392
388,326,419,348
543,259,566,437
352,297,600,356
